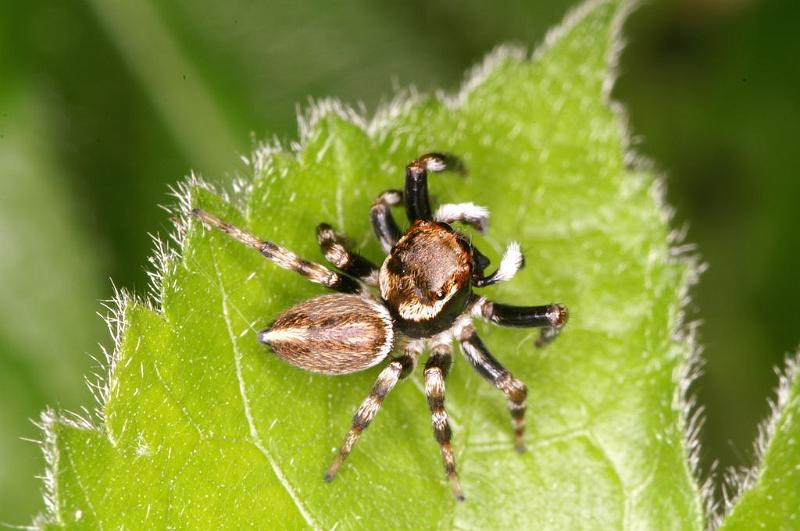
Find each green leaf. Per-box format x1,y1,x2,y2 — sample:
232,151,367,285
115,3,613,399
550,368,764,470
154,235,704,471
37,0,710,528
719,356,800,530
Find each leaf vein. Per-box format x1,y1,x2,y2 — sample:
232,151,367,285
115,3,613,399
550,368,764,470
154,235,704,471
210,249,321,530
152,363,207,439
63,436,103,530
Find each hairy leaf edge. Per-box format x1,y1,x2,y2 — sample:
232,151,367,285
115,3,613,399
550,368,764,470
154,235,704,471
714,351,800,528
31,0,712,527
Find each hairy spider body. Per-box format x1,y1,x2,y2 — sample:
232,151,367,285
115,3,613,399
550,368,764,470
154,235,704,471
192,152,568,501
381,220,474,337
258,294,394,375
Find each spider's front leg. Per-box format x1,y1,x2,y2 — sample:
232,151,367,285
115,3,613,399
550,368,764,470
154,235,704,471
424,343,465,501
458,325,529,452
316,223,379,285
325,344,421,481
369,190,403,253
404,153,465,222
370,187,487,254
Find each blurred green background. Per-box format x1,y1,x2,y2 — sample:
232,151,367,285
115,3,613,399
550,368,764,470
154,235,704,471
1,0,797,524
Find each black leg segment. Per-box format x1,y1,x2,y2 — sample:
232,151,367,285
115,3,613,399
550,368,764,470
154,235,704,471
370,189,403,253
480,300,568,348
404,153,464,223
458,325,528,451
316,223,379,285
481,301,568,328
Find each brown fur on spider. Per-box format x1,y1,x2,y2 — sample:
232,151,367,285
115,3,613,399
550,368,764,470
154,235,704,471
192,153,568,501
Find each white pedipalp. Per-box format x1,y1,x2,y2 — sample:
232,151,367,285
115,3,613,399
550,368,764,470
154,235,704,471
434,203,490,233
491,241,524,284
425,158,447,172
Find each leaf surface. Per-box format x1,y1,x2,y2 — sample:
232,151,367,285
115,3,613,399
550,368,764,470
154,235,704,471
38,1,707,528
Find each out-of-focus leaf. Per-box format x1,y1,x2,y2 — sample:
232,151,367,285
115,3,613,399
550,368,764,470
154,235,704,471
0,85,102,522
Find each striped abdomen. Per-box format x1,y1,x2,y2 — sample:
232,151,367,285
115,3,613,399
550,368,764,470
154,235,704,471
257,294,394,375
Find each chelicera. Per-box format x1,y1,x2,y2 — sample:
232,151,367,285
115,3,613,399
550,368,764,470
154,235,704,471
192,153,568,501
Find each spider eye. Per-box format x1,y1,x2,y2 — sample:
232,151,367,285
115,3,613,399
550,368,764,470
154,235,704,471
435,289,447,300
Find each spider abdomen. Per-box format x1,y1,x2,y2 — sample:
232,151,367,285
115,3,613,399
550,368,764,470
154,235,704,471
257,294,394,375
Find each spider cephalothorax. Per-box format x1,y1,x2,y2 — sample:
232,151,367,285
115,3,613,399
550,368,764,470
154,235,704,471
193,152,568,501
380,220,473,336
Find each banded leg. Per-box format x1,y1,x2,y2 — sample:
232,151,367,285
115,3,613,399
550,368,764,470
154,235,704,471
405,153,464,222
479,299,569,348
370,190,403,253
424,344,464,501
325,348,418,481
316,223,379,285
192,209,361,293
434,202,489,233
458,325,528,452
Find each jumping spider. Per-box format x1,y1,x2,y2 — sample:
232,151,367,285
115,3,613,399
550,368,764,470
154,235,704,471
192,153,568,501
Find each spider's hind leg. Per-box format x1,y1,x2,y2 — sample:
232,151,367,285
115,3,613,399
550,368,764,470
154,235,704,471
192,208,361,293
325,344,420,481
316,223,379,285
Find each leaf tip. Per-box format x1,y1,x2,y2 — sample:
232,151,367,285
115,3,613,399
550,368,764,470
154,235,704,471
719,350,800,526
